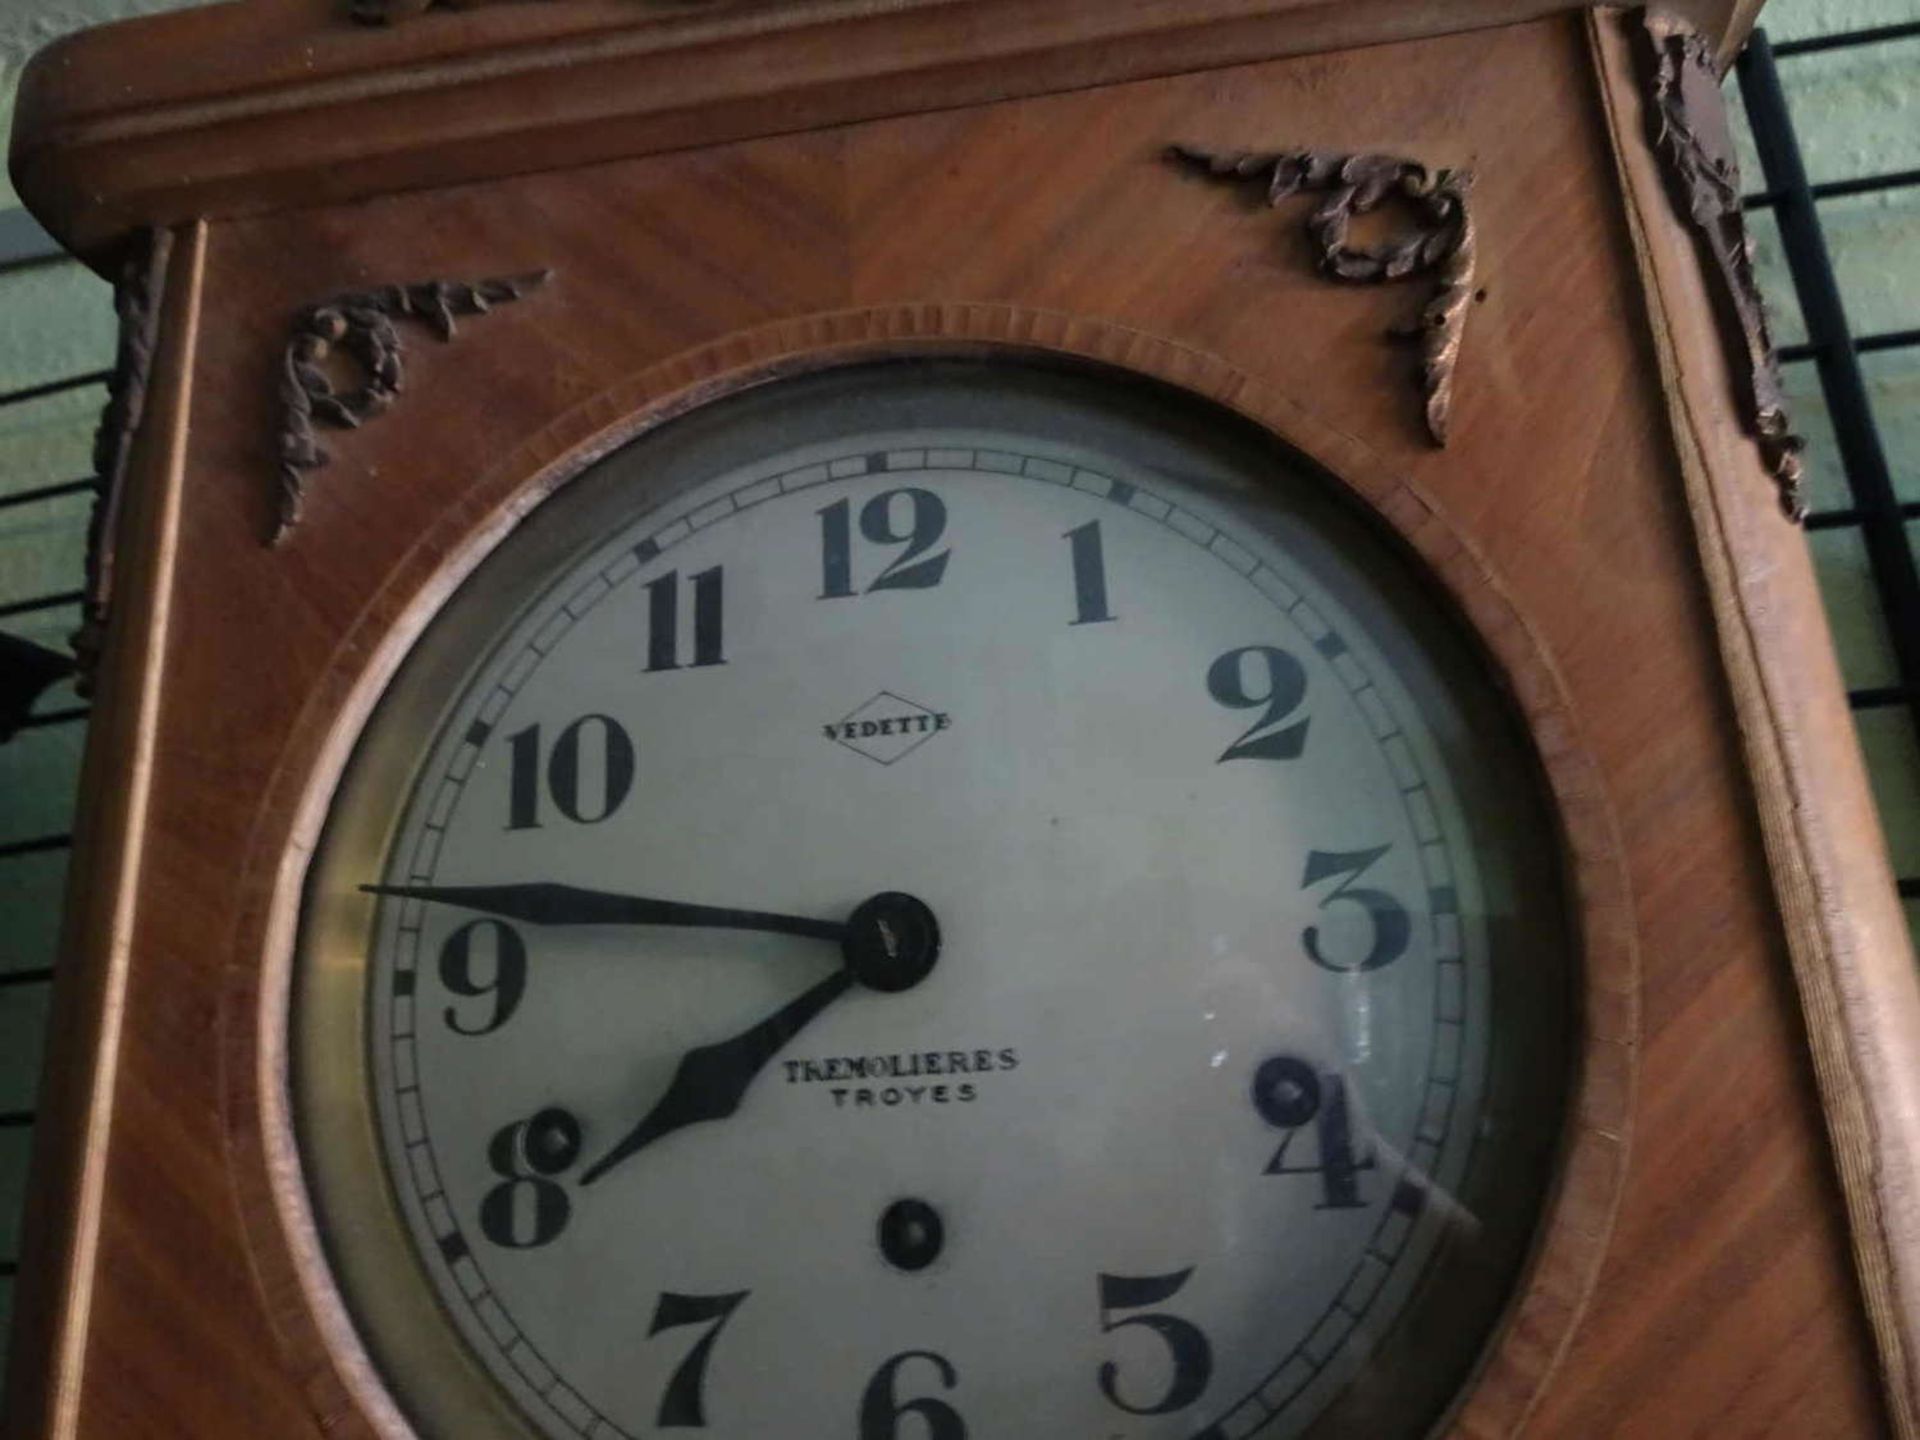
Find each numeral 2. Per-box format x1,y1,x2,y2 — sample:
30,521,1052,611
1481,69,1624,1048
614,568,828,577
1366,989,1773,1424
1097,1269,1213,1416
819,489,950,597
648,1290,750,1427
1206,645,1309,761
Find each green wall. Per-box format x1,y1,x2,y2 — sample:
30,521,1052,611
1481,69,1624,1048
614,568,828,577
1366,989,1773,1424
1,0,1917,1387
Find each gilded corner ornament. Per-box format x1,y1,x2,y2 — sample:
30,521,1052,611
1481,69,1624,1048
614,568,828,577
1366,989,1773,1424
1640,12,1806,520
73,227,174,693
274,271,551,545
1168,146,1477,446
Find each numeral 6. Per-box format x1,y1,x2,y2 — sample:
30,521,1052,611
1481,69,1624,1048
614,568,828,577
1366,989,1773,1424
858,1350,966,1439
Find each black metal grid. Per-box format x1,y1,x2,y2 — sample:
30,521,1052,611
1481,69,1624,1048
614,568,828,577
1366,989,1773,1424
1736,23,1920,910
0,228,95,1304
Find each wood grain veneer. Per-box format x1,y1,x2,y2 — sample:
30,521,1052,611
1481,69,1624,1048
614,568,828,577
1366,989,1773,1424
11,0,1763,264
3,5,1908,1438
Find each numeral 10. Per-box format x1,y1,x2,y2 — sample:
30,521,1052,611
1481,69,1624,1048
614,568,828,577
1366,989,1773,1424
506,714,635,830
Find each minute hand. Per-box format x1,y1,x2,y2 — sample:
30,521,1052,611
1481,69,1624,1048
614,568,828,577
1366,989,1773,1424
360,881,847,943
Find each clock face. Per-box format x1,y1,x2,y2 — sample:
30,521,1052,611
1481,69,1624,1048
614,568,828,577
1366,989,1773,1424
295,360,1571,1440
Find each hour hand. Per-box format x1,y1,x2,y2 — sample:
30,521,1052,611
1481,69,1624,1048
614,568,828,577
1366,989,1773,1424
361,881,847,943
578,969,855,1185
577,891,942,1186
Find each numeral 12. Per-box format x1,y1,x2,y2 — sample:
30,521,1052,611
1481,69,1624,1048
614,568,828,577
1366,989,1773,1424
819,489,950,597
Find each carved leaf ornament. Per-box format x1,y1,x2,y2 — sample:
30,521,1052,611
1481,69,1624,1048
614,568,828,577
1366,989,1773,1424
1642,16,1807,519
274,272,549,544
1168,146,1478,445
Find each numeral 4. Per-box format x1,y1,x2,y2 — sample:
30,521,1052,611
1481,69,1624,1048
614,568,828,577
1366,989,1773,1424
1251,1056,1376,1209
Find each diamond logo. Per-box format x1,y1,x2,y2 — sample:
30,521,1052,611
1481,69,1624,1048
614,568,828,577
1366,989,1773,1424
823,691,952,766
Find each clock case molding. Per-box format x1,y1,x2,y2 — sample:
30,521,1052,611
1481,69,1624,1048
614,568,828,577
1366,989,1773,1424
6,1,1919,1437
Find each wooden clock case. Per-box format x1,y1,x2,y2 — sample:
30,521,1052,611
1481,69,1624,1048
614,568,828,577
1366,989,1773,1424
6,1,1920,1436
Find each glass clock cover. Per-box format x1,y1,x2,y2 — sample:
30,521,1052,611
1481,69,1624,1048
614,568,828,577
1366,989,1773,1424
294,359,1573,1440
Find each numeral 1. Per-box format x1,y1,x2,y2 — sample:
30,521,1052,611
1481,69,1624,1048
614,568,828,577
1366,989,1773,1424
644,566,725,672
1064,521,1115,625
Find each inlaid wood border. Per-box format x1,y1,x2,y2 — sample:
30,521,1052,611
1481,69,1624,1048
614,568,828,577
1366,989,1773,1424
224,303,1637,1439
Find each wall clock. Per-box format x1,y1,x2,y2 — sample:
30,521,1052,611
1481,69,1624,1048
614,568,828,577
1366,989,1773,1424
4,2,1918,1439
295,358,1573,1439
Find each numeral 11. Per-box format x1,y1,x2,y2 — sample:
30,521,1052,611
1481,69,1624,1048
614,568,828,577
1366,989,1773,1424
644,566,725,672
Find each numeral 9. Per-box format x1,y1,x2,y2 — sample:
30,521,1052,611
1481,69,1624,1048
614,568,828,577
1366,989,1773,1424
439,918,528,1035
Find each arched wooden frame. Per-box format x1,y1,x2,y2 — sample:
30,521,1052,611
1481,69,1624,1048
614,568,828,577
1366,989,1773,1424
224,303,1638,1439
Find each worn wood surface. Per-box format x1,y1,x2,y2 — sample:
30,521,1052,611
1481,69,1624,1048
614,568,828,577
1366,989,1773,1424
10,0,1760,265
1,222,205,1440
3,9,1899,1438
1591,10,1920,1433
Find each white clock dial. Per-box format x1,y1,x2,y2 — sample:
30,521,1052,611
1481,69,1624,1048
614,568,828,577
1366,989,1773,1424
297,361,1571,1440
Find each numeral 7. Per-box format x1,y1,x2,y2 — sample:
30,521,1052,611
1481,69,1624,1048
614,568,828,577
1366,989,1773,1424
648,1290,750,1427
